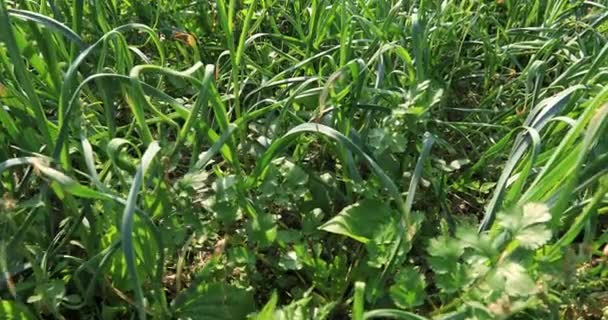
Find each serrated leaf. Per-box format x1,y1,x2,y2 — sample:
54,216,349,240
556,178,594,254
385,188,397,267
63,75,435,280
497,209,523,232
521,202,550,227
516,225,552,249
456,225,497,258
497,262,536,297
320,199,393,243
435,263,470,293
366,217,409,268
389,266,426,308
428,235,464,259
454,223,479,246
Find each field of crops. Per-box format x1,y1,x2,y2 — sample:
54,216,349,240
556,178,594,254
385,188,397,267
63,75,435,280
1,0,608,319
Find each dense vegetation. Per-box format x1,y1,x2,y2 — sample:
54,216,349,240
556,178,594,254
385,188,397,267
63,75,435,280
1,0,607,319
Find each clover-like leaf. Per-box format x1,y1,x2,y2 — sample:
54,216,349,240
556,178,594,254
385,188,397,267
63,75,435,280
389,266,427,308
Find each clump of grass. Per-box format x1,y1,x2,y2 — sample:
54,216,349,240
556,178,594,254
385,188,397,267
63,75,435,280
1,0,607,319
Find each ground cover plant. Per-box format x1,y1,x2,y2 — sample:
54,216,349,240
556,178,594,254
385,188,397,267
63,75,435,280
1,0,608,319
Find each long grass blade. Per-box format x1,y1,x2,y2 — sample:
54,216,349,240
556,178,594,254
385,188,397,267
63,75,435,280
120,141,161,320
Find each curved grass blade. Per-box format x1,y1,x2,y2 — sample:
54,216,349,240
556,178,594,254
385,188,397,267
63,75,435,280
363,309,428,320
7,8,86,49
175,64,215,151
479,87,583,231
192,124,238,170
548,103,608,220
54,72,234,167
57,23,164,165
478,126,541,232
120,141,161,320
522,88,608,202
127,62,205,145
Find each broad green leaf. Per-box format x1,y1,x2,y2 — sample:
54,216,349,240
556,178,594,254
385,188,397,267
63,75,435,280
172,282,255,319
320,199,393,243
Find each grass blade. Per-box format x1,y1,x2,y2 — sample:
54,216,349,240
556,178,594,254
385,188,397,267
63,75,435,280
120,141,161,320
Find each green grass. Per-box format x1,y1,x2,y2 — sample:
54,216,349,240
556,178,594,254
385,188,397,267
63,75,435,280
1,0,608,319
